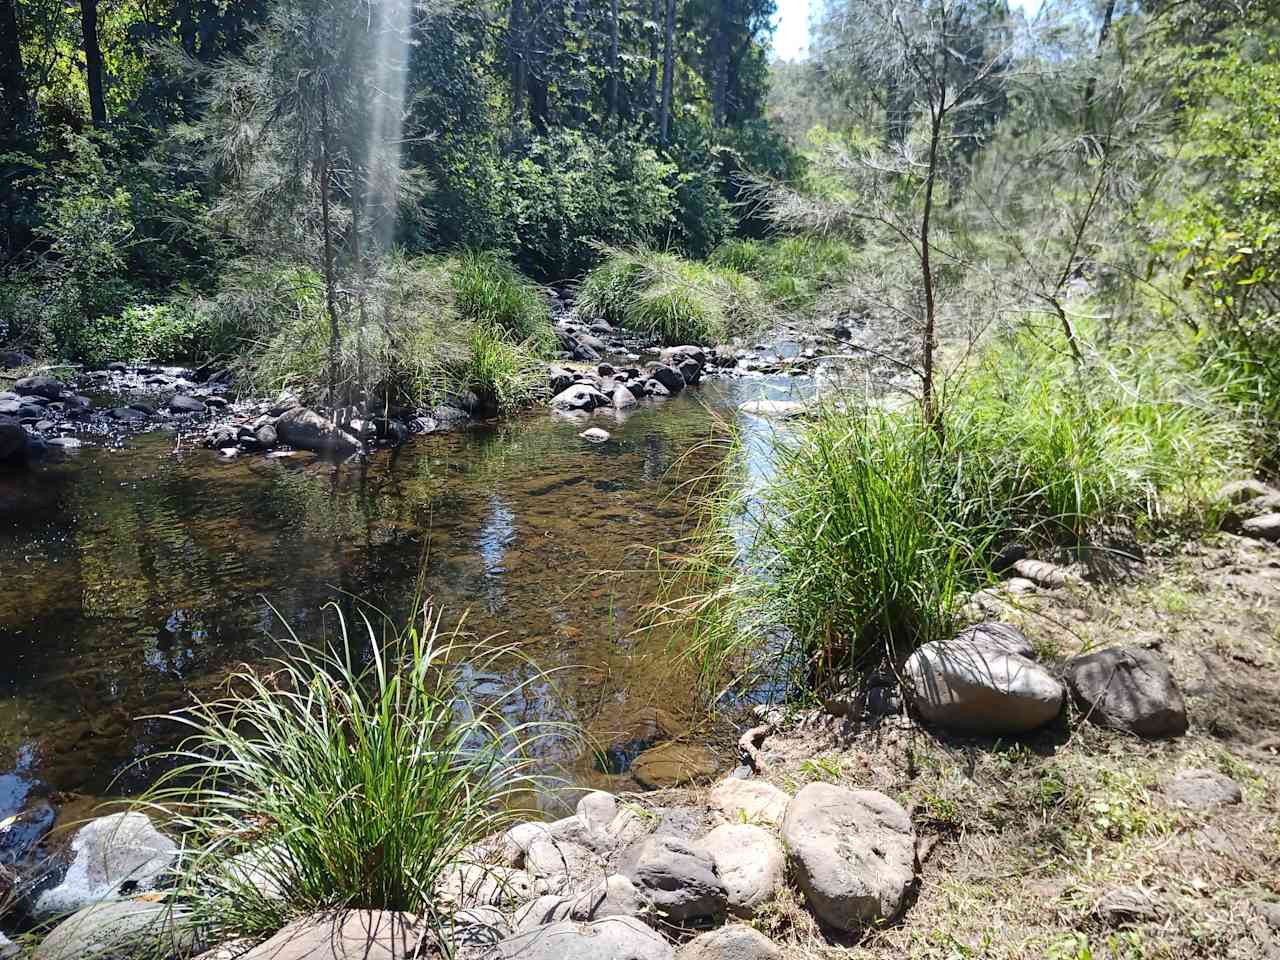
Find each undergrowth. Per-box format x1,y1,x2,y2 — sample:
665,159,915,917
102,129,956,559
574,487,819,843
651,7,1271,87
709,234,858,309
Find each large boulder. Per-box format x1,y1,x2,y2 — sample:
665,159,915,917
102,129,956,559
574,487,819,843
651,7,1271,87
236,910,427,960
33,812,176,918
621,834,728,923
904,626,1064,734
275,407,359,455
707,778,789,828
631,742,719,789
677,925,782,960
34,900,195,960
0,416,28,465
550,384,609,411
492,916,672,960
1064,646,1188,738
167,394,207,415
698,824,784,917
646,365,685,395
14,376,65,400
781,783,916,932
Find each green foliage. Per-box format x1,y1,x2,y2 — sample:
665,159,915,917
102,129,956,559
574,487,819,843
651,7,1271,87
451,251,555,351
143,603,570,937
577,247,768,345
710,235,857,308
500,131,677,280
452,323,547,416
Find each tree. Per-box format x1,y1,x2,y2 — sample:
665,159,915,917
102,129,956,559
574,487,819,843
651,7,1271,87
0,0,27,133
659,0,676,144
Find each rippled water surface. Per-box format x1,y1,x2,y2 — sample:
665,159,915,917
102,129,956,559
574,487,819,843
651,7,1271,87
0,377,805,819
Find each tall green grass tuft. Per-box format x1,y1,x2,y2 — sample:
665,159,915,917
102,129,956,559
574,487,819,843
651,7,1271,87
709,235,857,309
452,251,556,353
661,323,1246,701
143,604,571,940
576,247,768,345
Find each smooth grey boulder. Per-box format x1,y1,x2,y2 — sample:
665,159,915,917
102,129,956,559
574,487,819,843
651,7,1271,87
550,384,608,411
579,427,610,443
781,783,916,932
707,778,789,828
1241,514,1280,542
14,376,64,400
677,925,782,960
646,365,685,395
445,906,509,953
1064,646,1188,738
167,394,206,414
34,900,195,960
434,864,547,908
905,629,1063,735
524,837,607,895
660,346,707,367
698,823,784,917
621,834,728,923
275,407,358,455
34,812,176,918
1164,768,1242,810
492,916,672,960
236,910,426,960
513,874,653,932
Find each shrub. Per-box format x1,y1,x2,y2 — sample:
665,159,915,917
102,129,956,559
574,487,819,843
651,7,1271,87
500,131,676,279
143,604,570,939
451,251,555,351
576,248,768,345
710,235,857,309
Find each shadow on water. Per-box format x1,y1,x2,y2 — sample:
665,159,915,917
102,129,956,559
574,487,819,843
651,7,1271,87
0,376,810,816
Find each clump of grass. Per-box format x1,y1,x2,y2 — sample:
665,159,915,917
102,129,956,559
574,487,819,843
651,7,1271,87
576,247,768,345
452,251,556,352
709,235,857,309
451,322,547,415
143,603,570,941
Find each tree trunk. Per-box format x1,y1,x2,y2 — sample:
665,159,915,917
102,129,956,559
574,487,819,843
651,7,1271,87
79,0,107,127
318,91,341,413
0,0,27,132
659,0,675,146
607,0,619,122
511,0,527,134
1082,0,1117,128
920,99,944,441
710,0,730,127
646,0,660,122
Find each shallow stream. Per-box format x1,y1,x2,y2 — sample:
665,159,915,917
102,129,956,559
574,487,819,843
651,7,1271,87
0,375,805,826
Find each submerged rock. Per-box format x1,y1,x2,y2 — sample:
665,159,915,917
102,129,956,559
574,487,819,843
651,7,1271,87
579,427,610,443
737,399,805,419
631,742,719,789
1064,646,1188,738
781,783,916,932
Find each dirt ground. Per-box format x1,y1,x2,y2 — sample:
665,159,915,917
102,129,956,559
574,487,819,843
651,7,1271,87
737,531,1280,959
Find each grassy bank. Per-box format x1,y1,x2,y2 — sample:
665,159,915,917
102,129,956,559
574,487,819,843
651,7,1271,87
662,320,1251,701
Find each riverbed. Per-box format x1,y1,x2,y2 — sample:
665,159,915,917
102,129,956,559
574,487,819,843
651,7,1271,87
0,375,807,827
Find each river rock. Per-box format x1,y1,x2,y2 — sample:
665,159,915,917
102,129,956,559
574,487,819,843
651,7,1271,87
1240,514,1280,542
275,407,358,455
254,423,279,449
0,933,16,960
33,812,177,918
579,427,610,443
676,358,703,385
0,351,33,369
0,416,28,465
613,384,638,408
551,384,608,411
434,864,546,908
513,874,653,932
1164,768,1242,810
444,906,509,953
646,365,685,395
644,379,671,399
236,910,427,960
34,899,195,960
549,367,576,394
631,742,719,789
525,837,608,894
677,925,782,960
661,346,707,368
737,400,805,419
492,916,672,960
781,783,916,932
698,824,784,917
1214,479,1274,506
904,629,1064,735
708,778,790,828
14,376,64,400
621,834,727,923
167,394,207,414
0,796,55,863
1064,646,1188,738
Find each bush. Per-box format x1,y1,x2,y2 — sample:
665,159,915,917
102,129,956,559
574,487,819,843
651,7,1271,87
500,131,676,279
451,251,555,350
576,248,768,345
143,604,570,938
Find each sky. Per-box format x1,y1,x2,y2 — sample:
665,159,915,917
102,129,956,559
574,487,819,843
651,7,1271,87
770,0,1041,60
